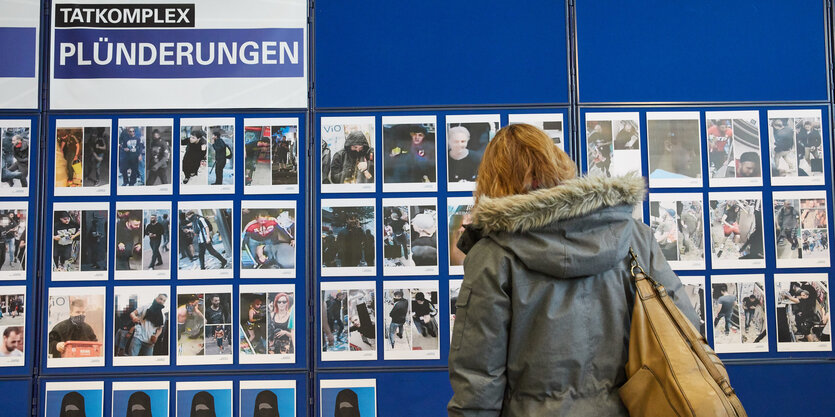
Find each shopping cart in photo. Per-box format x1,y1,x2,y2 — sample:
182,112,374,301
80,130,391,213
62,340,103,358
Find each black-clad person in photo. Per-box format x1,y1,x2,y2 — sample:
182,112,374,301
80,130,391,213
329,130,374,184
182,129,207,184
60,391,86,417
145,214,165,269
190,391,216,417
126,391,153,417
48,298,98,358
253,390,280,417
210,130,231,185
334,389,360,417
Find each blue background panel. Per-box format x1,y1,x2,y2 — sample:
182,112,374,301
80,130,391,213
576,0,829,103
315,0,569,108
0,379,32,417
728,362,835,416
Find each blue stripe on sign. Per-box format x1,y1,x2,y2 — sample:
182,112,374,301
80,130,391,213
0,27,37,78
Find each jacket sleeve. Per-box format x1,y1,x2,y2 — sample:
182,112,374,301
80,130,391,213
448,240,511,417
642,224,702,330
328,151,344,184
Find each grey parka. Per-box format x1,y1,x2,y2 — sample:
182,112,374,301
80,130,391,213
448,175,700,417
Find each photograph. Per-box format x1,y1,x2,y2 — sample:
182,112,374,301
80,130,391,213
507,113,565,151
775,274,831,352
445,114,499,191
46,287,106,368
0,203,26,280
383,281,441,360
449,279,463,342
0,120,31,196
0,285,25,366
382,198,439,276
239,380,296,417
321,116,376,193
705,111,762,187
115,203,172,279
772,191,830,268
112,381,169,417
113,286,170,366
648,194,705,270
176,381,232,417
117,119,174,195
646,112,702,188
585,112,641,178
52,202,109,281
177,202,233,279
768,109,825,185
45,381,104,417
382,115,437,192
243,118,300,194
241,202,296,278
679,276,707,338
710,275,768,353
448,198,474,275
180,118,235,194
321,281,377,361
176,285,233,366
320,379,376,417
321,199,376,277
708,193,765,269
54,119,111,196
239,285,296,364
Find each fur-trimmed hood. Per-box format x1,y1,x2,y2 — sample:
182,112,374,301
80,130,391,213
460,175,646,279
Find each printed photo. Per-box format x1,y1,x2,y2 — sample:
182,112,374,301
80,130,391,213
445,114,499,191
679,276,707,338
46,287,106,367
382,198,439,276
0,203,27,279
648,194,705,270
45,381,104,417
708,193,765,269
176,286,233,365
113,286,170,366
115,203,172,279
585,112,641,178
0,121,31,196
710,275,768,353
176,381,232,417
180,118,235,194
321,281,377,361
705,111,762,187
775,275,831,352
239,380,296,417
773,191,830,268
382,116,437,192
55,120,111,196
243,118,300,194
241,202,296,277
383,281,440,360
768,109,825,185
320,379,376,417
321,199,376,277
321,116,375,193
507,113,565,151
117,119,174,195
239,285,296,364
449,279,463,341
177,202,233,279
112,381,169,417
0,286,25,365
116,125,146,188
647,112,702,188
52,203,109,281
448,198,474,275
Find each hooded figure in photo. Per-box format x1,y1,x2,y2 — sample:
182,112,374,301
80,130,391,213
59,391,86,417
253,390,280,417
126,391,153,417
334,389,360,417
189,391,216,417
329,131,374,184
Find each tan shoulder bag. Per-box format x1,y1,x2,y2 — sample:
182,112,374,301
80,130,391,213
619,248,747,417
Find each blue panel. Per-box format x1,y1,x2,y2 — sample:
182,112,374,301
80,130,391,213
0,379,32,416
727,363,835,415
0,28,37,78
315,0,569,107
576,1,829,103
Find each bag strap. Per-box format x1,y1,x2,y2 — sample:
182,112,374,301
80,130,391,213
628,247,748,417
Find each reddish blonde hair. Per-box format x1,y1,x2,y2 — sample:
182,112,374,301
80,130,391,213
475,123,576,202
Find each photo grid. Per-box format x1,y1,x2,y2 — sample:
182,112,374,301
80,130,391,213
710,275,768,353
648,193,705,270
243,117,300,194
382,198,439,276
239,284,296,364
768,109,825,185
113,286,170,367
445,114,499,191
114,202,172,280
321,281,377,361
0,119,31,196
772,191,830,268
116,118,174,195
321,116,376,193
176,286,233,366
179,118,235,194
774,274,831,352
383,281,440,360
54,119,111,196
705,111,762,187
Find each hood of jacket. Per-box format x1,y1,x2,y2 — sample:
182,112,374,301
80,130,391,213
462,175,646,279
343,131,370,153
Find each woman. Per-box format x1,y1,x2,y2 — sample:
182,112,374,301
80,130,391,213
269,293,294,354
448,124,699,416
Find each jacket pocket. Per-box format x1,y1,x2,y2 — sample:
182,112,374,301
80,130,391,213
450,285,472,351
619,365,681,417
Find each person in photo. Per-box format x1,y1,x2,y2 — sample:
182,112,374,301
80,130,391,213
176,295,204,342
775,200,800,252
242,210,296,269
116,211,143,270
795,120,822,175
128,293,167,356
243,296,267,354
119,127,144,186
410,211,438,266
778,282,829,343
649,128,699,179
269,292,294,354
349,290,376,348
53,211,80,271
2,132,27,187
587,122,612,176
713,285,737,336
48,298,98,358
742,293,761,332
144,214,165,270
244,135,270,186
212,325,226,354
114,300,137,357
736,152,760,178
322,229,337,267
189,391,216,417
185,210,229,270
411,292,437,338
614,120,639,150
84,133,107,187
651,205,678,261
58,130,82,187
60,391,87,417
362,229,375,267
447,126,482,183
707,120,733,176
325,291,347,349
253,390,280,417
329,130,374,185
383,208,409,266
448,205,472,267
388,290,408,349
125,391,153,417
146,129,171,186
160,213,170,252
0,326,23,357
205,295,229,326
337,216,366,267
770,118,795,176
210,130,232,186
82,211,106,271
0,212,18,270
181,129,207,184
12,212,25,266
334,389,360,417
272,129,296,183
678,201,703,260
388,124,435,183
